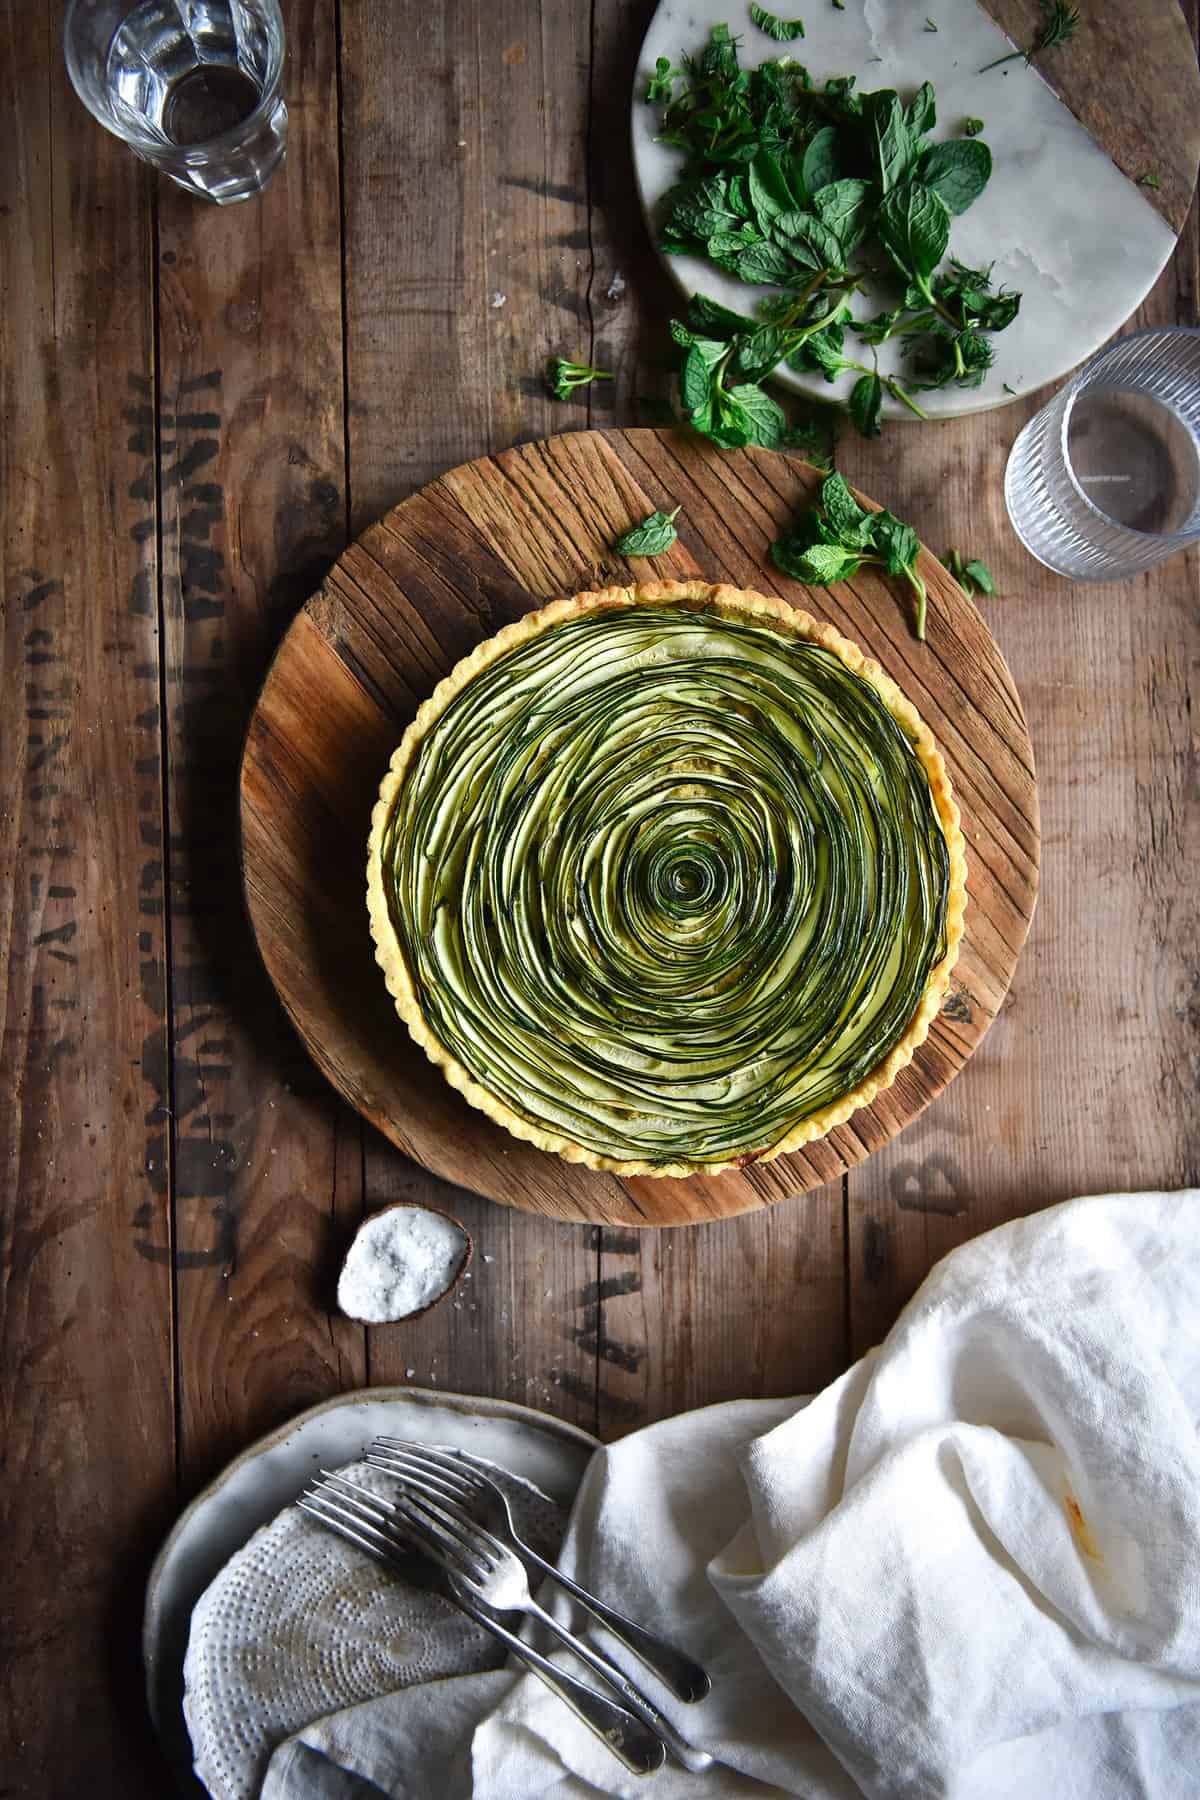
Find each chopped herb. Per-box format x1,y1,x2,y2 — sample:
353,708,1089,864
548,357,613,400
924,16,938,30
750,4,805,39
831,0,846,8
942,547,996,598
616,506,682,556
646,56,682,105
1002,381,1017,394
645,25,1022,446
963,117,985,137
980,0,1079,72
772,472,931,638
1139,172,1163,190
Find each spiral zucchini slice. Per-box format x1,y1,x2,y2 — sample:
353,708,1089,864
367,581,966,1176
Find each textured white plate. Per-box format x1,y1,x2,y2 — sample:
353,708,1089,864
144,1387,599,1796
632,0,1176,417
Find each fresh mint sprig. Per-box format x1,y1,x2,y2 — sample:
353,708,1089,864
772,472,931,638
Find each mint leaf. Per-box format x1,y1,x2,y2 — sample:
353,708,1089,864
738,238,808,285
727,382,789,446
774,209,845,269
874,513,920,577
964,557,996,594
731,326,787,382
750,4,806,40
790,540,863,584
800,126,840,200
866,91,917,194
687,294,759,339
919,139,992,215
748,150,796,230
849,371,883,437
941,547,996,598
963,116,985,137
821,472,872,542
812,177,872,251
681,338,727,412
877,181,951,282
616,507,682,556
906,80,936,137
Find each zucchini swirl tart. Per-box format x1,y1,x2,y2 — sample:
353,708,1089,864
367,581,966,1177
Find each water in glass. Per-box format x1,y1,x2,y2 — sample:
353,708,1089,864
64,0,287,203
1066,391,1200,537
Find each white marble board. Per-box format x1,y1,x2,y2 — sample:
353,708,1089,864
632,0,1179,417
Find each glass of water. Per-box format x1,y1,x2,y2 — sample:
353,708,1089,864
1004,327,1200,580
64,0,287,205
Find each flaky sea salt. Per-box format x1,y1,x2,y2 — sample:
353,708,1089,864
337,1205,470,1324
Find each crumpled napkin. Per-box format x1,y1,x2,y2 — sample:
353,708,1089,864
261,1190,1200,1799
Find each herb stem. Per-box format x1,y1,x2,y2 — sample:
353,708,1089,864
839,357,929,421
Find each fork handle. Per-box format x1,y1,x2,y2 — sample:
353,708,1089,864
454,1592,666,1777
521,1543,711,1705
526,1600,714,1774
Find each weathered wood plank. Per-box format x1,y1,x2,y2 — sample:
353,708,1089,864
0,10,173,1792
977,0,1200,234
154,0,364,1490
338,0,602,1421
842,203,1200,1351
596,1190,849,1435
339,0,597,526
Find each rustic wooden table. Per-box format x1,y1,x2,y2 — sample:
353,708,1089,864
3,3,1198,1793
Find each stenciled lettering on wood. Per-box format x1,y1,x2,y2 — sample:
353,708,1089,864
22,572,80,1101
127,368,242,1271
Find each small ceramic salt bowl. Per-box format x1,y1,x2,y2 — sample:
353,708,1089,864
337,1199,472,1325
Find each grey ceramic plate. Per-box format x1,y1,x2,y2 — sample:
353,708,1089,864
144,1386,599,1796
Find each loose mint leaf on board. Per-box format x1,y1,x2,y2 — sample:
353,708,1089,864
615,507,682,556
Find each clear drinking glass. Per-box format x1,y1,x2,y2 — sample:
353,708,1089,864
64,0,287,205
1004,327,1200,580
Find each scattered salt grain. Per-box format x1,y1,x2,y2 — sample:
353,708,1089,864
490,292,507,309
605,271,626,301
337,1205,470,1324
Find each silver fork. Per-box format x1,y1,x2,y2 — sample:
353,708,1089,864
362,1457,714,1773
370,1437,711,1704
298,1473,666,1777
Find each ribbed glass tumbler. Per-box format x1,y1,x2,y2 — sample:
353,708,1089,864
1005,327,1200,580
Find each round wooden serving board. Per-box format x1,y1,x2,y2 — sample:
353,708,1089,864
240,429,1039,1228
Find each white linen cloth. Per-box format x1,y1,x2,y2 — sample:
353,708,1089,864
261,1191,1200,1799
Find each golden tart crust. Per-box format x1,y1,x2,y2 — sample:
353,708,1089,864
367,580,968,1177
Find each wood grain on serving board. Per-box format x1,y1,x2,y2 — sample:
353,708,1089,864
240,427,1040,1229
